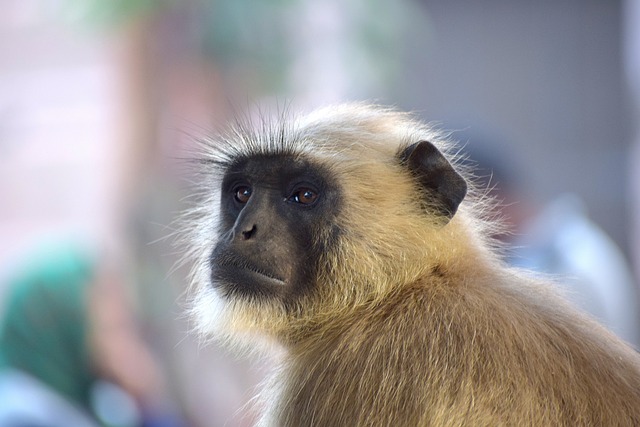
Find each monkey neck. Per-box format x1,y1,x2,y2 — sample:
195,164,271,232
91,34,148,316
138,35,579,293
271,279,466,426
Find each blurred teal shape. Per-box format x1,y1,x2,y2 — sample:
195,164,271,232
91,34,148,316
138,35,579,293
0,243,97,410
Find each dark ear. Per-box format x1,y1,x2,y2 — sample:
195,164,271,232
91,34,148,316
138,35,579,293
398,140,467,219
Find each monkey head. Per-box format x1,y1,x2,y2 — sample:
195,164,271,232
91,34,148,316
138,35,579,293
187,104,469,347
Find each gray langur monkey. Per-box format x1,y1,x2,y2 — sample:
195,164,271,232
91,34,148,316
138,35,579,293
182,104,640,426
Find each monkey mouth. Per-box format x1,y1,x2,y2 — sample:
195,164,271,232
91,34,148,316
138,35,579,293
213,254,287,287
237,265,286,285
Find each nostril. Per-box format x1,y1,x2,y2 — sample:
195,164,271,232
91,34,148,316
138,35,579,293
241,224,257,240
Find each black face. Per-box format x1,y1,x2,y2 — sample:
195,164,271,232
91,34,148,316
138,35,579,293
210,154,342,302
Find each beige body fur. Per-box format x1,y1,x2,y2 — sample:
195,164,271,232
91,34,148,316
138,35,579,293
186,104,640,426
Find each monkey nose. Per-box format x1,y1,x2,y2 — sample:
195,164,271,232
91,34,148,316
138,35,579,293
241,224,257,240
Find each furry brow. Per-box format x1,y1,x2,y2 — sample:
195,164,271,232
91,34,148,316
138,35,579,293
195,104,305,172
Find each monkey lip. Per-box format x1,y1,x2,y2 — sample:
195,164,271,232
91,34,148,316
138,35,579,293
240,266,287,286
215,258,287,287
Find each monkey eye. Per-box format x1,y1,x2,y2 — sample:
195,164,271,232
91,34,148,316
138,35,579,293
234,186,252,204
289,188,319,205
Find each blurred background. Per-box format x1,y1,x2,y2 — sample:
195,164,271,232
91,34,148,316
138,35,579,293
1,0,640,425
